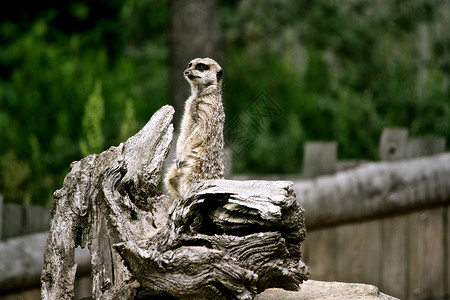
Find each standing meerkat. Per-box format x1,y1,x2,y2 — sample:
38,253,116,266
165,57,225,199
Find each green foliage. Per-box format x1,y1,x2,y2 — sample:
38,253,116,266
119,98,138,143
0,0,169,205
80,81,105,157
0,0,449,204
0,152,32,204
222,0,450,174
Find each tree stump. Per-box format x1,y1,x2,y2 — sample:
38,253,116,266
41,105,310,300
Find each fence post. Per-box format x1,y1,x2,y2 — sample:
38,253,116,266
302,141,337,177
406,138,446,158
0,195,3,240
379,128,408,161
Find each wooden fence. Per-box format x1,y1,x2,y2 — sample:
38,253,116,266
299,128,449,300
0,198,92,300
302,206,449,300
0,127,448,300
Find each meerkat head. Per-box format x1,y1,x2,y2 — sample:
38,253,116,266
184,57,223,90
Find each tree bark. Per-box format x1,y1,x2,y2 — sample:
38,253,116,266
41,105,310,300
41,105,174,299
114,179,310,299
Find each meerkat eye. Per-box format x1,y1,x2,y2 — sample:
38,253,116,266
188,63,192,68
195,63,209,71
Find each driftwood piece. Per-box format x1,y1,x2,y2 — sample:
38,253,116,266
114,179,309,299
41,105,310,299
41,105,174,299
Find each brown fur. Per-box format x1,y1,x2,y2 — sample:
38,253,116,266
165,58,225,199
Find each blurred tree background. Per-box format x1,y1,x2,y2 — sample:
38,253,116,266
1,0,449,205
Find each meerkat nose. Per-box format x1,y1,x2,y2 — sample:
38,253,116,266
184,70,190,76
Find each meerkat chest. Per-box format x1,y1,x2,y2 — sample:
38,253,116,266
187,97,210,123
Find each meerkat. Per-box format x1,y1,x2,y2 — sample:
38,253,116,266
165,57,225,199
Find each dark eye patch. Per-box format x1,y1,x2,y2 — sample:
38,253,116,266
188,63,192,68
195,63,209,71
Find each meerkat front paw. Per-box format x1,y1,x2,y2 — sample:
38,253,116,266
176,159,185,168
177,149,195,168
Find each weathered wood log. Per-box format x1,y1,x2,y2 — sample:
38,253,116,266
114,179,309,299
295,153,450,229
41,105,174,299
41,105,310,300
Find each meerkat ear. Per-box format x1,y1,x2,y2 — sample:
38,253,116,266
216,69,223,80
